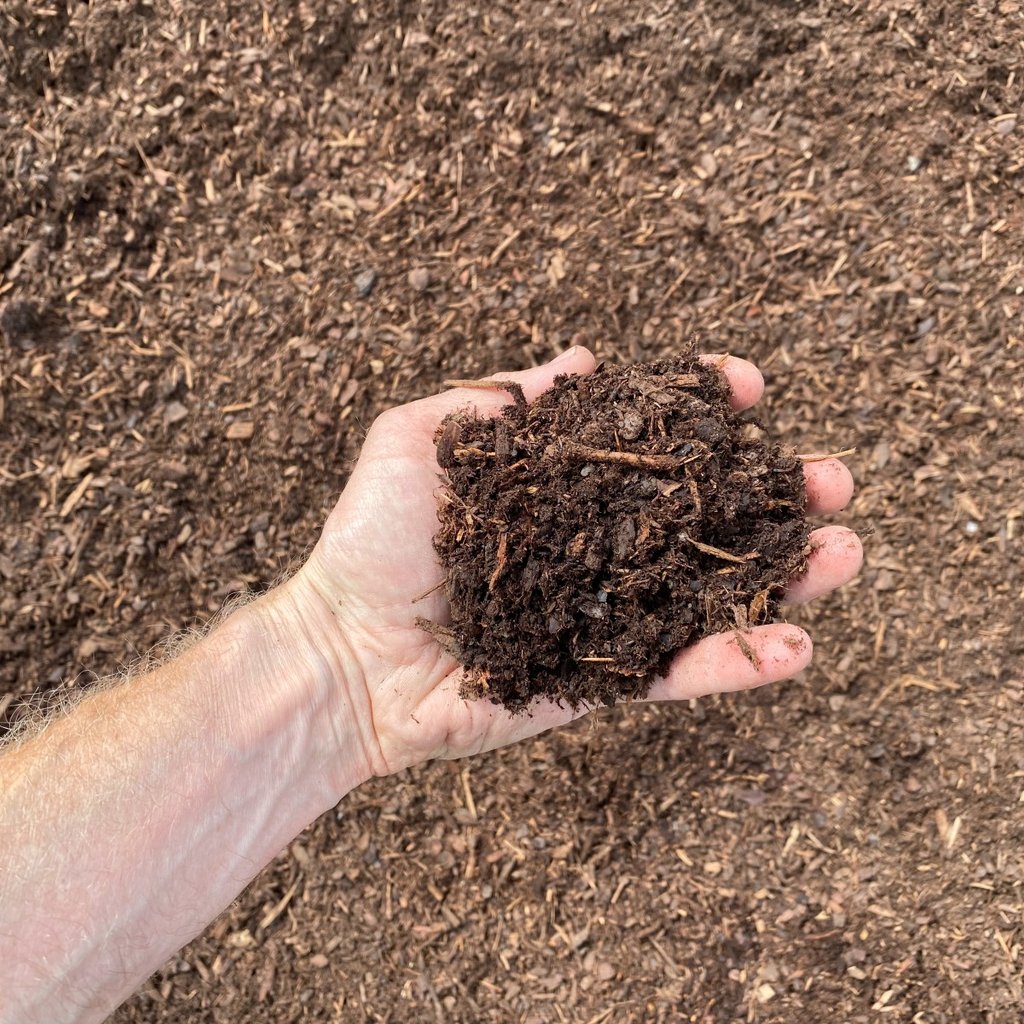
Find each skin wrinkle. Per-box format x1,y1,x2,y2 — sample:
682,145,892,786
290,575,391,783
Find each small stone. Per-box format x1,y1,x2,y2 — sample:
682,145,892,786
408,267,430,291
163,401,188,426
595,962,615,981
308,954,329,969
756,983,776,1003
997,117,1016,136
907,155,922,173
354,268,377,297
249,512,271,534
964,520,979,535
699,151,718,178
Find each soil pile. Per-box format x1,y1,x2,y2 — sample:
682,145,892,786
432,357,810,710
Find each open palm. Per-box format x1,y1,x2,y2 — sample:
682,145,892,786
299,348,862,776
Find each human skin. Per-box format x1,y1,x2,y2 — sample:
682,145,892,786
0,348,862,1024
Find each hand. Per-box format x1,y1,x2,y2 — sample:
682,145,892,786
294,348,862,778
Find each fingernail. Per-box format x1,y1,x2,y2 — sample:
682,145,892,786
552,345,578,365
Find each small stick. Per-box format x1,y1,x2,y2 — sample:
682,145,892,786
797,447,858,463
680,532,759,564
452,446,495,459
414,616,463,660
411,579,446,604
732,631,762,670
561,442,699,471
487,532,508,592
443,378,527,410
579,657,615,663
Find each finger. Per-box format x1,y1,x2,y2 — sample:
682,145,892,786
700,353,765,411
644,624,813,702
436,623,813,757
408,346,598,429
803,458,855,515
785,525,863,604
490,346,598,402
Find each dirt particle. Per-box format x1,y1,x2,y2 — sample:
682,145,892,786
783,634,808,654
225,420,255,441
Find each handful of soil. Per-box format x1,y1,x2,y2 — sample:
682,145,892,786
429,357,811,712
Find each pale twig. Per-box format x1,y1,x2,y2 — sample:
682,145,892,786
797,447,857,463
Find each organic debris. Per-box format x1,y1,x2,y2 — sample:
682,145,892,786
431,357,810,710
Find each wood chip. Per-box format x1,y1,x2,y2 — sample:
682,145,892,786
225,420,255,440
60,473,95,517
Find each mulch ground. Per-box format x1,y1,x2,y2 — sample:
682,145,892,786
2,1,1023,1021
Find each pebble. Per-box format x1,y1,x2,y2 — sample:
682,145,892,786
163,401,188,426
618,409,645,440
408,266,430,291
354,268,377,297
907,155,922,173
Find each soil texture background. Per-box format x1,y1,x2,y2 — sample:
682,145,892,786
2,1,1023,1021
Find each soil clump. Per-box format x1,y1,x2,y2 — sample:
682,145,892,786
432,357,811,711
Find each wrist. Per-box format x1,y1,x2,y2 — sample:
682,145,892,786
203,575,381,807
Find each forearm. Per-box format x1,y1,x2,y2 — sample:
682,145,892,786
0,579,370,1024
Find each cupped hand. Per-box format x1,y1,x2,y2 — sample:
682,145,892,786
296,348,862,778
